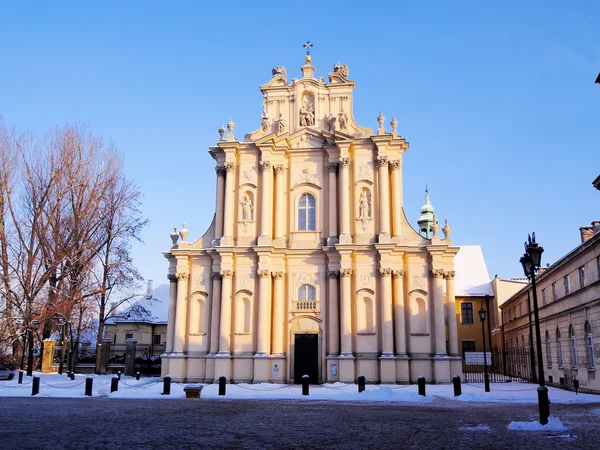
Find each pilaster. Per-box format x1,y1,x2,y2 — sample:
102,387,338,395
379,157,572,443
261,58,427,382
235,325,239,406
221,162,236,246
258,160,272,245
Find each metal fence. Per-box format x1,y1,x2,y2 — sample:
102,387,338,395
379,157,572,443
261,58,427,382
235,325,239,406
462,347,534,383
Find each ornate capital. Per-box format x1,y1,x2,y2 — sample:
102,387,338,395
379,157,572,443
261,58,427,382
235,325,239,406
176,272,188,281
257,269,271,278
215,166,226,176
380,268,392,277
339,157,350,168
376,156,388,168
327,163,339,173
260,161,271,171
212,272,223,281
224,162,235,173
328,270,339,279
167,274,177,282
444,271,455,280
273,164,284,175
220,270,233,279
340,268,353,277
432,269,444,279
392,269,405,278
390,160,401,171
272,271,284,280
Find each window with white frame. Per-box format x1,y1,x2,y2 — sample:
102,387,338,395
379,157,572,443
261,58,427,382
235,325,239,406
545,330,552,369
298,284,316,301
552,283,557,301
569,325,578,368
564,276,570,296
556,328,563,368
541,289,547,305
579,267,586,289
297,193,316,231
586,321,595,370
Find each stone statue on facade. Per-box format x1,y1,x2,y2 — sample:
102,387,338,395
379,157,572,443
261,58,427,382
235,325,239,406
260,110,269,133
241,194,253,221
297,168,319,186
272,66,287,78
442,218,453,240
277,114,286,134
359,191,370,219
327,112,336,132
338,109,348,130
431,214,440,238
334,62,349,78
299,103,315,127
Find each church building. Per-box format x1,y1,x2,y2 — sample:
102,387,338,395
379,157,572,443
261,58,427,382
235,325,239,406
162,50,461,384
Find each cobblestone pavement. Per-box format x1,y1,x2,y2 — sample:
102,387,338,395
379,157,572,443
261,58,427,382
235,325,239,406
1,397,599,449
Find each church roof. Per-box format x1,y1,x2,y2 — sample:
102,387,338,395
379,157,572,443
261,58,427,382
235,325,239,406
454,245,494,297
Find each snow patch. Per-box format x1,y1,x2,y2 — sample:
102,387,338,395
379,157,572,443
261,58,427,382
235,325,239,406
507,416,566,431
459,424,491,431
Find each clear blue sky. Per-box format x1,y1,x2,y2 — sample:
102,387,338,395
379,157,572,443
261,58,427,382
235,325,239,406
1,1,598,289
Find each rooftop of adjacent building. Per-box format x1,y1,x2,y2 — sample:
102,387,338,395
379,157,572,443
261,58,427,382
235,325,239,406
454,245,495,297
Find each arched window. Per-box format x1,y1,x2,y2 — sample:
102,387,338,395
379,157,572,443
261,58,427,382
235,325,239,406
585,321,595,370
298,194,316,231
298,284,316,301
556,328,564,368
569,325,578,368
545,330,552,369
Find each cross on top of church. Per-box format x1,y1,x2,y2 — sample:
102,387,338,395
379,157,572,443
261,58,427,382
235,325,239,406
303,40,313,64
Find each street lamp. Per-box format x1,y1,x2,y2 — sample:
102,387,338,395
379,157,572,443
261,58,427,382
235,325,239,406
520,232,549,426
478,306,490,392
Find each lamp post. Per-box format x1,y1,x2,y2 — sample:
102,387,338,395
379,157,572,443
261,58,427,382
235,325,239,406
478,306,490,392
520,232,549,426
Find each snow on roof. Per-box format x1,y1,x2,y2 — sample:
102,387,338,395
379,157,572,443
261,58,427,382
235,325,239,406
454,245,494,297
106,283,170,324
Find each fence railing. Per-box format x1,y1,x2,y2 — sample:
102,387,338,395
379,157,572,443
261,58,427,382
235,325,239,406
462,347,534,383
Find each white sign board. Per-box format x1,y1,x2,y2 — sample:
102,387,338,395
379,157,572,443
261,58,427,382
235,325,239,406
464,352,492,365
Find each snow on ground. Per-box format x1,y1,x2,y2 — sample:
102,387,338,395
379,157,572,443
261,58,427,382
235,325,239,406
0,373,599,406
507,417,566,431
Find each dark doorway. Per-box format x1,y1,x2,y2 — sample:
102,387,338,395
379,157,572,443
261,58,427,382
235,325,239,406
294,333,318,384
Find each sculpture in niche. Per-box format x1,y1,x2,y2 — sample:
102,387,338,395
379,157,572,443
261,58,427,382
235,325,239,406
442,218,453,240
277,114,286,134
431,214,440,238
296,168,319,186
239,193,254,233
356,189,372,232
338,108,348,130
334,62,349,78
299,93,315,126
260,110,270,133
272,66,287,78
327,113,336,132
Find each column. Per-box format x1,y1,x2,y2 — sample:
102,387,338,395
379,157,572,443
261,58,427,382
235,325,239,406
328,270,340,356
392,270,406,355
377,156,391,241
209,272,222,355
256,270,272,355
173,272,189,353
271,271,285,355
273,165,284,242
258,161,272,244
165,275,177,353
433,269,446,356
390,160,402,238
338,158,351,243
218,270,233,354
340,268,353,355
445,271,458,356
327,163,338,244
380,268,394,355
221,162,235,245
214,166,226,241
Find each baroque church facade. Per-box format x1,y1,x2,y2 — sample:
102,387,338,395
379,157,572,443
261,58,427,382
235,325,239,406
162,54,461,384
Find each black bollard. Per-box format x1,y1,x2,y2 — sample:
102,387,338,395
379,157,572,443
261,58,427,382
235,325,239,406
453,376,462,397
136,372,140,381
31,376,40,396
68,371,75,381
218,376,226,396
302,374,310,396
163,376,171,395
85,377,93,396
357,375,366,393
111,376,119,393
418,376,426,396
574,379,579,395
18,370,24,384
117,371,121,380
